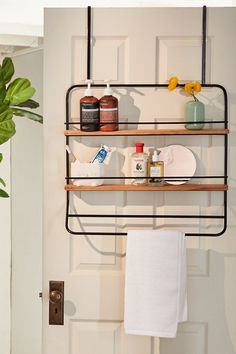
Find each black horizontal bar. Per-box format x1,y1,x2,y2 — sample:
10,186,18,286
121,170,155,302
67,83,226,89
66,175,225,180
67,231,127,236
68,213,224,219
65,120,226,125
65,231,224,237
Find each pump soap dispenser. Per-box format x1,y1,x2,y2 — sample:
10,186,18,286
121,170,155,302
99,80,119,131
80,79,99,131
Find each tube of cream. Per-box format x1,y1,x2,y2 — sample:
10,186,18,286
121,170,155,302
92,144,111,163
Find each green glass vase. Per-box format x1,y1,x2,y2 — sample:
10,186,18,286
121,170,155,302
185,100,205,130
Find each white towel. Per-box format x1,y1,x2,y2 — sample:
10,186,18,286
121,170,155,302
124,230,187,338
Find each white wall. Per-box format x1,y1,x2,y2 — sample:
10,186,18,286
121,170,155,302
10,48,43,354
0,141,11,354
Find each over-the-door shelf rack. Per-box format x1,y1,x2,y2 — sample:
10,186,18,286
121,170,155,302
64,6,228,237
65,83,228,237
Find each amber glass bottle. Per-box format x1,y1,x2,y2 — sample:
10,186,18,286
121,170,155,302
80,80,99,132
99,82,119,131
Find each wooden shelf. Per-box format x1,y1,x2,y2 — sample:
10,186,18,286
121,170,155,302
64,128,228,136
65,184,228,192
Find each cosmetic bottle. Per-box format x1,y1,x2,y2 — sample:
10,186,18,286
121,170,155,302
148,150,164,185
99,80,119,131
131,143,148,185
92,145,111,164
80,79,99,132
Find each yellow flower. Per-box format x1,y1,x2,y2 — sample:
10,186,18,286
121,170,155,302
168,76,202,101
194,81,201,92
184,81,195,95
168,76,179,91
184,81,202,101
184,81,202,94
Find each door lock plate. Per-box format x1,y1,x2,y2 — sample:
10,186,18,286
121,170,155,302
49,281,64,325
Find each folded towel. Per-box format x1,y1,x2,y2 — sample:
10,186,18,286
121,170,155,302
124,230,187,338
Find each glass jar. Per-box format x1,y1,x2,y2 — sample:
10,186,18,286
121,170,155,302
185,100,205,130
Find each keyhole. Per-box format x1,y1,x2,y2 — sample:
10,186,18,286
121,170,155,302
55,307,58,314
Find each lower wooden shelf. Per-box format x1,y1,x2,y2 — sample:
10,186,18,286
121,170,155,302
65,184,228,192
65,128,229,136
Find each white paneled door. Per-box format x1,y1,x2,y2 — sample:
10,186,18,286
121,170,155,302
43,8,236,354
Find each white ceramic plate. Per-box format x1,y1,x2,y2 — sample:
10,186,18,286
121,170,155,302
159,145,196,185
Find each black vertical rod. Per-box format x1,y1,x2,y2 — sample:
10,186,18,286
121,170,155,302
65,191,70,233
87,6,91,80
65,89,70,179
223,190,227,234
202,5,207,84
224,131,228,185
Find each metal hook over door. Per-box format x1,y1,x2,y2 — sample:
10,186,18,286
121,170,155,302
49,280,64,325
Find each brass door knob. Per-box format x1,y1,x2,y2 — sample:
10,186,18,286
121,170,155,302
49,281,64,325
49,290,62,304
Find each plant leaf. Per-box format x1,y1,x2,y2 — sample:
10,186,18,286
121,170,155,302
0,153,2,162
0,118,16,145
0,57,15,84
0,177,6,187
5,78,36,105
0,106,15,144
0,105,13,122
16,99,39,109
12,108,43,123
0,85,6,104
0,188,9,198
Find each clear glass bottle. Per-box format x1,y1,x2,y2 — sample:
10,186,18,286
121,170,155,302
148,150,164,185
131,143,148,185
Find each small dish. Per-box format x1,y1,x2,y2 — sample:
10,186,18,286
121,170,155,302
159,145,196,185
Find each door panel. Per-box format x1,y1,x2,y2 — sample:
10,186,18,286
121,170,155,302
44,8,236,354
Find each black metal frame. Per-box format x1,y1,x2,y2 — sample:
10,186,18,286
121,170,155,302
202,5,207,84
65,83,228,237
65,6,228,237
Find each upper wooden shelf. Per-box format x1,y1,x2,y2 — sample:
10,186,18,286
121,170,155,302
65,184,228,192
64,129,229,136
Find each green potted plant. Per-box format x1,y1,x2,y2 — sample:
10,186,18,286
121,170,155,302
0,57,43,197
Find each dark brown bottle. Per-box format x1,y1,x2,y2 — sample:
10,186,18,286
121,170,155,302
99,82,118,131
80,80,99,132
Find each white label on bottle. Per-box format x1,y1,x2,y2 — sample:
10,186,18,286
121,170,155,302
81,108,99,123
131,157,147,177
100,108,118,112
82,108,99,112
100,108,118,124
150,166,161,177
